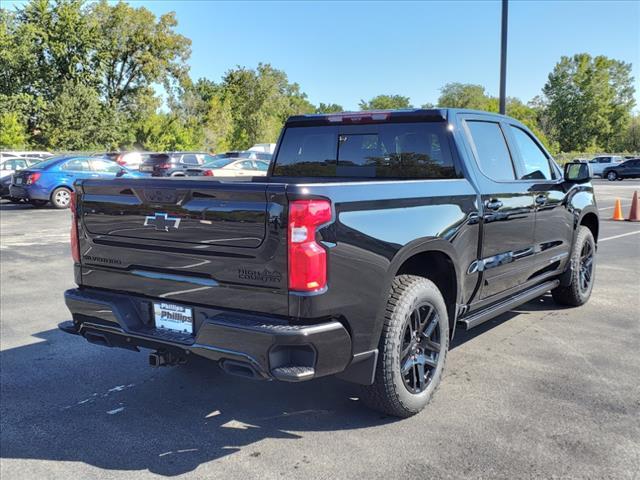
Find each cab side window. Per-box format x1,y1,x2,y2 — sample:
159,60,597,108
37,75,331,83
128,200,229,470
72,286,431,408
509,126,554,180
465,121,516,181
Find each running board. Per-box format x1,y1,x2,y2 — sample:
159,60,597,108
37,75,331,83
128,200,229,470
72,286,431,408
460,280,560,330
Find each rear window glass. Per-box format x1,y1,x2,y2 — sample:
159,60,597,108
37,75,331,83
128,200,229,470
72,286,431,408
272,122,457,178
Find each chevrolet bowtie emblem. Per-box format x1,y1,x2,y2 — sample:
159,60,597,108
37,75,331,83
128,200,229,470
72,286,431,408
144,213,181,231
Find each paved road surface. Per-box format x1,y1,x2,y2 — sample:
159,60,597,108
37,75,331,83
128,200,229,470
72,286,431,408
1,180,639,479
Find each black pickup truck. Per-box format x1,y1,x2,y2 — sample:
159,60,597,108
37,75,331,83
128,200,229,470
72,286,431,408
60,109,598,417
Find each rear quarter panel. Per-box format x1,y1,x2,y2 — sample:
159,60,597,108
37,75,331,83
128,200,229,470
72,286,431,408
287,179,480,353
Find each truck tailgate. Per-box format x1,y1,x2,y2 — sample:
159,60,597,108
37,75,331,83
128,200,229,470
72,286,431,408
77,178,289,315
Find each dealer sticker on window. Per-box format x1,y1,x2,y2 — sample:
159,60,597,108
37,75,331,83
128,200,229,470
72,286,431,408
153,302,193,334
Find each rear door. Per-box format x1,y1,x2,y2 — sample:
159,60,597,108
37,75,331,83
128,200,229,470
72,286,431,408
61,158,94,181
461,115,537,300
77,178,290,314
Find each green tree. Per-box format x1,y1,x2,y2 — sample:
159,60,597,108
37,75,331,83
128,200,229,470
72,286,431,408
135,112,203,151
315,102,343,114
90,0,191,111
618,115,640,152
0,112,28,148
41,80,124,150
437,83,491,110
359,94,412,110
542,53,635,151
220,63,314,149
0,0,191,149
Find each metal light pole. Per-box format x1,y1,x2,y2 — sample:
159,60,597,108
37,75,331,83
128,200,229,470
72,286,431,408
499,0,508,115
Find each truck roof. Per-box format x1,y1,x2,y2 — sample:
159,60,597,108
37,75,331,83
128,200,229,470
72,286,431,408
286,108,510,127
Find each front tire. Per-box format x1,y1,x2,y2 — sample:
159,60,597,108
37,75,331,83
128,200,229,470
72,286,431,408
607,171,618,181
50,187,72,209
552,226,595,306
361,275,449,418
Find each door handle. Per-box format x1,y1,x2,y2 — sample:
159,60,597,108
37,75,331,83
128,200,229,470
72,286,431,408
485,199,503,211
535,195,546,206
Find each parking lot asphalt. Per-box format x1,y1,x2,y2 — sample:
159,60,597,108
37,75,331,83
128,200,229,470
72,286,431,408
1,179,639,479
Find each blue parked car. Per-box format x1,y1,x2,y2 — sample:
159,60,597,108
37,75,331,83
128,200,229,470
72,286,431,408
9,156,143,208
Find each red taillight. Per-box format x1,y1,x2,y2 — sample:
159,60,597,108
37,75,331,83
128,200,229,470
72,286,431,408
203,169,214,176
158,163,171,169
70,191,80,263
26,172,41,185
288,199,332,292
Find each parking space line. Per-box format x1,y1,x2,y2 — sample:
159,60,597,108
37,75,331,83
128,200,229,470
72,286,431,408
599,231,640,242
599,204,629,211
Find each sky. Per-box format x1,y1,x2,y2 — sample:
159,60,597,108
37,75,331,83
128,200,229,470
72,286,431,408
6,0,640,110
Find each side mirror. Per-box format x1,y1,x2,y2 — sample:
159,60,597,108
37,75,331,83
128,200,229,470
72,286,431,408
116,168,126,178
564,161,592,183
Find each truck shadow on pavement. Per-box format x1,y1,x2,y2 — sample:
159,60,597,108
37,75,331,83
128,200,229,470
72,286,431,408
0,295,561,476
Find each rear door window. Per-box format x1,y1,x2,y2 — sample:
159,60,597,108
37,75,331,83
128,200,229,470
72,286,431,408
273,122,456,178
62,159,91,172
465,121,516,181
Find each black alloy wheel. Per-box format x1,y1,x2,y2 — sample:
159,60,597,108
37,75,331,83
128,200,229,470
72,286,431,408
579,240,594,294
400,303,441,394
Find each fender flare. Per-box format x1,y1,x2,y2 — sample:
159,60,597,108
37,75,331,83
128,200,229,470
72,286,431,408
575,205,600,242
385,238,464,305
366,238,463,352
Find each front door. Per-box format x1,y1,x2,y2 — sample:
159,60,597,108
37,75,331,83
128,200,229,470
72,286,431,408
503,123,573,275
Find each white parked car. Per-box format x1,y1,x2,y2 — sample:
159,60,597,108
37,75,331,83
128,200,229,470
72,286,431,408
190,158,270,177
1,151,52,160
589,156,624,177
248,143,276,154
0,156,42,178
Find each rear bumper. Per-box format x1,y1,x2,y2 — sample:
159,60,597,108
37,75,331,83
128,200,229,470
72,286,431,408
62,288,353,382
9,185,49,201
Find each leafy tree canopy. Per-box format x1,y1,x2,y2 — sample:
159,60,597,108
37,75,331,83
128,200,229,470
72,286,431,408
359,94,412,110
542,53,635,151
315,103,344,114
0,112,28,148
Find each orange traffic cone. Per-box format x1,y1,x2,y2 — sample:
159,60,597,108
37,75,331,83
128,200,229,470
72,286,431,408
612,199,624,221
627,191,640,222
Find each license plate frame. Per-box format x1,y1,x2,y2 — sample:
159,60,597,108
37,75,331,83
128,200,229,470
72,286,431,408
153,302,193,334
15,177,23,185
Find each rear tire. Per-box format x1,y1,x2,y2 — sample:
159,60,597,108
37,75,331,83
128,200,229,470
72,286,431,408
360,275,449,418
552,226,595,306
50,187,72,209
607,171,618,181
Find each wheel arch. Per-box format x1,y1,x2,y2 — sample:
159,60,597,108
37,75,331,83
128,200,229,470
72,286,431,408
383,239,462,339
50,184,74,197
578,209,599,243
